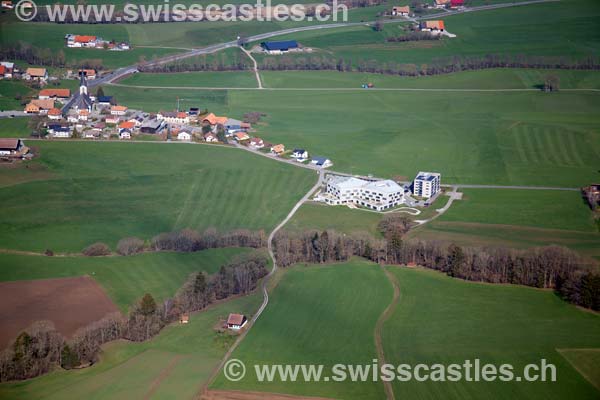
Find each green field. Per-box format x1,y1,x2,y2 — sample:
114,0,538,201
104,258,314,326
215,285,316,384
383,267,600,400
104,85,600,187
0,290,263,400
259,69,600,89
0,80,35,110
119,71,258,88
0,248,248,310
0,141,316,252
212,260,393,399
409,189,600,259
0,118,30,138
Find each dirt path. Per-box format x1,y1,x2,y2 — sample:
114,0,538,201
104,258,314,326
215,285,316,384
374,266,401,400
239,46,263,89
143,354,184,400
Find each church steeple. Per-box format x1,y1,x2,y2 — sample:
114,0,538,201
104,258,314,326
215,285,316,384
79,71,88,96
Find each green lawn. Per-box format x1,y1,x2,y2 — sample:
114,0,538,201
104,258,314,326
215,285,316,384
119,71,258,88
0,141,316,252
0,80,35,110
212,260,393,399
0,248,248,311
383,267,600,400
558,349,600,391
0,290,263,400
0,118,30,138
105,85,600,187
260,69,600,89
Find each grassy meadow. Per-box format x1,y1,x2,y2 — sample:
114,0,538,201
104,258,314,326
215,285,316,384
0,290,263,400
0,248,248,311
119,71,258,88
0,141,317,252
0,118,30,138
383,267,600,400
104,85,600,187
212,260,393,399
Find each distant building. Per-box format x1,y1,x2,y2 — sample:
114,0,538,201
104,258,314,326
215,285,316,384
391,5,410,16
582,184,600,209
203,132,218,143
97,96,114,106
25,68,48,82
234,132,250,141
292,149,308,162
227,313,248,330
202,113,228,126
158,111,189,125
324,176,405,211
0,62,14,78
39,89,71,100
261,40,299,54
111,105,128,116
433,0,449,8
68,72,93,113
311,156,332,168
140,119,165,134
78,69,97,80
177,131,192,141
0,139,24,156
413,171,441,199
270,144,285,155
48,108,62,120
24,99,54,114
420,20,445,32
249,137,264,149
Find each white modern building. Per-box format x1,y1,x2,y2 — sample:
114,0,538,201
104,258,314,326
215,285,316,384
413,171,441,199
324,175,405,211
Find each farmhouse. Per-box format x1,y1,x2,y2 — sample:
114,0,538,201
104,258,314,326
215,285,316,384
47,108,62,120
271,144,285,156
391,6,410,16
140,119,165,134
203,113,228,126
311,157,332,168
249,137,264,149
79,69,97,80
261,40,299,54
25,68,48,82
234,132,250,141
68,35,97,48
0,62,14,78
0,139,24,156
433,0,449,8
420,20,445,32
177,130,192,141
204,132,218,143
25,99,54,114
158,111,189,124
413,171,441,199
292,149,309,162
226,313,248,330
39,89,71,100
324,176,405,211
111,105,128,116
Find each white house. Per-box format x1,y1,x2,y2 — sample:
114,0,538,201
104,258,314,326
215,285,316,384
119,130,132,140
311,157,332,168
292,149,309,162
177,131,192,141
413,171,441,199
204,133,218,143
111,105,128,116
324,175,405,211
249,137,264,149
226,313,248,331
158,111,189,125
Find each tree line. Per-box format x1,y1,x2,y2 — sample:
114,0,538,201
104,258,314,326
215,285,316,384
0,251,269,382
0,42,105,70
272,228,600,311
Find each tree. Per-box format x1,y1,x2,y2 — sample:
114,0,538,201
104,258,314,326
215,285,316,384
447,244,465,277
374,19,384,32
71,127,79,139
140,294,157,316
96,86,105,98
60,344,79,370
543,74,560,92
194,272,207,294
216,125,227,143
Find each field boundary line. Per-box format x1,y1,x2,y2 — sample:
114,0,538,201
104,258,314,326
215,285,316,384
556,348,600,391
374,266,401,400
143,354,184,400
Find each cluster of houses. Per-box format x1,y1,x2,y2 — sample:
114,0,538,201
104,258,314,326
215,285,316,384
433,0,464,9
320,171,441,212
0,63,95,87
65,35,131,51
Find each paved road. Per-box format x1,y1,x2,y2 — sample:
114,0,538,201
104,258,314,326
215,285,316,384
90,0,559,87
452,184,580,191
0,111,29,118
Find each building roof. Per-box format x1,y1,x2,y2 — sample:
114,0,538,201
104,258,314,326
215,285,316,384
30,99,55,109
203,113,228,125
26,68,47,77
330,176,403,194
435,0,450,4
261,40,298,51
78,68,96,75
235,132,249,140
227,313,246,325
415,171,441,181
48,108,62,116
111,105,128,112
423,20,445,30
119,121,135,129
39,88,71,98
0,65,5,75
97,96,113,103
293,149,306,154
0,139,21,150
74,35,97,43
271,144,285,153
393,5,410,13
249,137,263,144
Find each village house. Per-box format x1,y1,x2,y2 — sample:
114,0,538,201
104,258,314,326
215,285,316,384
128,116,144,127
292,149,309,162
97,96,114,106
391,5,410,16
83,130,99,139
118,121,135,132
67,114,79,123
226,313,248,330
140,118,165,134
177,130,192,141
202,113,228,126
224,118,244,134
25,99,54,114
203,132,218,143
78,109,90,121
39,88,71,101
420,20,445,33
0,139,24,157
433,0,449,8
234,132,250,142
0,62,14,78
413,171,441,199
47,108,62,120
105,115,120,125
67,35,97,48
271,144,285,156
158,111,190,125
25,68,48,82
179,314,190,324
48,124,71,138
119,129,132,140
261,40,299,55
79,69,97,80
324,176,405,211
311,157,332,168
249,137,264,149
111,105,128,116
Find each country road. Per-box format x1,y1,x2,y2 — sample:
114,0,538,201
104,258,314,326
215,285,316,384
89,0,560,88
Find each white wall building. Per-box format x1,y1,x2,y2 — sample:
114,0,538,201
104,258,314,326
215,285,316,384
324,176,405,211
413,171,441,199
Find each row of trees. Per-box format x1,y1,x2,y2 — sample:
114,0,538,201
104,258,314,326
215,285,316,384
272,229,600,310
0,42,105,70
0,251,269,382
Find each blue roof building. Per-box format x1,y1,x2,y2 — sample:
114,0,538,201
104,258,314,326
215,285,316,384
261,40,299,52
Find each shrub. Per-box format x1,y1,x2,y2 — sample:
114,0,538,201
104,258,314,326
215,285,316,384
116,237,145,256
82,242,111,257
